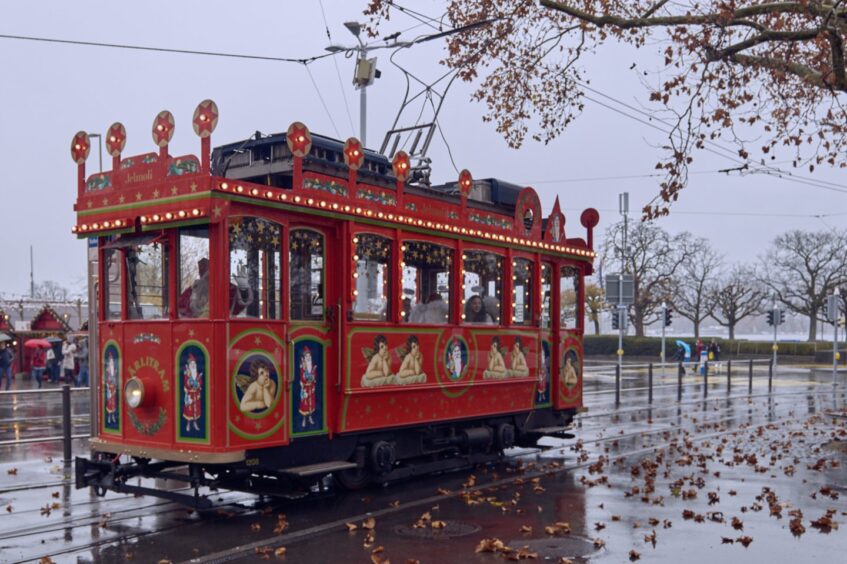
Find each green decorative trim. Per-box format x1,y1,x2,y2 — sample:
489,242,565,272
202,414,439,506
129,406,167,436
468,211,512,230
227,327,285,348
357,187,396,206
141,218,210,232
227,416,285,441
304,177,348,196
175,340,211,445
437,334,474,398
78,192,209,216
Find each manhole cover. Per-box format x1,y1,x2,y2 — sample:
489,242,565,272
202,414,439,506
394,520,481,539
505,536,599,559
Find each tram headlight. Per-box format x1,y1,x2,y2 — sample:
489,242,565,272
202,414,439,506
125,377,145,409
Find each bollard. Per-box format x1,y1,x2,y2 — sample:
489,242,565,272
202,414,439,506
727,359,732,393
615,364,621,408
678,362,684,402
768,358,773,392
748,359,753,394
62,383,72,464
704,361,709,397
648,362,654,404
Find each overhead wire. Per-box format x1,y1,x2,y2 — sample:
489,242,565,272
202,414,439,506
317,0,356,136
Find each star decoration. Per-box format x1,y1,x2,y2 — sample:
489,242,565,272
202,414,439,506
106,122,127,157
254,336,262,346
190,182,198,193
102,198,109,206
151,110,175,147
286,122,312,157
213,206,222,218
188,329,195,337
86,201,92,209
343,138,364,170
135,192,142,201
119,195,125,204
171,186,178,195
192,99,219,138
255,422,262,430
70,131,90,165
153,189,160,198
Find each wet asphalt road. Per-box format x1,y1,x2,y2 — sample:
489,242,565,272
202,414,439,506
1,363,846,563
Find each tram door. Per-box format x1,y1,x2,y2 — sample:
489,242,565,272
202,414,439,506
287,224,338,438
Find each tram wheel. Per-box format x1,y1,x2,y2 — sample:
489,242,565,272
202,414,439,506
335,466,372,490
370,441,397,474
495,423,515,451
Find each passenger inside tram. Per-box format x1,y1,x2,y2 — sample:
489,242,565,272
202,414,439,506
464,295,494,324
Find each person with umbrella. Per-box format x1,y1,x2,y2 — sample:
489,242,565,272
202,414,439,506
674,339,691,374
25,339,50,389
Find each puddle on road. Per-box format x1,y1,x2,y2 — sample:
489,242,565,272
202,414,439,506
505,535,599,560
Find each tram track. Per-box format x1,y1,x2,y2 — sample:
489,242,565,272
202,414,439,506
13,387,838,564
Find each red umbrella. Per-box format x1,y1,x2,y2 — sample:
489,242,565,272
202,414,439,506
24,338,52,349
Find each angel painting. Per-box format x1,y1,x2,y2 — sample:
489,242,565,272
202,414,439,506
563,350,579,388
236,358,277,414
483,336,509,380
508,337,530,378
360,335,395,387
394,335,427,385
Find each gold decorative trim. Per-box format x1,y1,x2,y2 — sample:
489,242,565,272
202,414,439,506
89,437,245,464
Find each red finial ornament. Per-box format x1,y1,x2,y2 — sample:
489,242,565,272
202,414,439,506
151,110,175,147
343,137,364,170
286,122,312,157
193,99,219,138
106,122,127,157
70,131,90,164
458,169,473,197
392,151,410,182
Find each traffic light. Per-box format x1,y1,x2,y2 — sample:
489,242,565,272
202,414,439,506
778,310,785,325
766,310,774,326
612,310,620,330
664,308,673,327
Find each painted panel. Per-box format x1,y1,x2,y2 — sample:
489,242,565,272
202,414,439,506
176,341,210,443
101,340,121,435
291,337,328,436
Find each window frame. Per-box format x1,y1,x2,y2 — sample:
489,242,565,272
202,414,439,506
400,237,456,326
511,254,535,327
351,230,394,323
558,262,583,332
461,247,505,326
288,226,327,323
227,215,284,321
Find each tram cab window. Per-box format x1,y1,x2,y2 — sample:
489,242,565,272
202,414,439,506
178,226,210,319
401,241,452,324
228,217,282,319
462,250,502,324
289,229,325,321
512,258,534,326
353,234,392,321
560,265,580,330
103,247,122,321
540,263,553,329
126,237,169,320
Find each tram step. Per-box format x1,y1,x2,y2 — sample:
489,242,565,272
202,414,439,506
532,426,575,437
283,460,359,477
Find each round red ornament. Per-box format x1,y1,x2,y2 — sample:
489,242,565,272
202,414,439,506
343,137,364,170
392,151,410,182
70,131,90,165
286,122,312,158
151,110,175,147
106,122,127,157
193,99,219,138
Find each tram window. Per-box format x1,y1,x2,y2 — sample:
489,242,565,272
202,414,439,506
228,217,282,320
126,240,169,320
401,241,452,324
512,258,533,326
289,229,324,321
178,226,210,319
462,250,502,325
541,263,552,329
353,234,392,321
103,247,122,320
560,265,580,329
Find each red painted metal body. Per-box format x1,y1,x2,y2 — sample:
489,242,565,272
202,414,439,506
72,110,598,465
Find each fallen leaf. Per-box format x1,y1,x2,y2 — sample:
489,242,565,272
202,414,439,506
732,517,743,531
362,517,376,530
520,525,533,534
251,523,261,532
7,468,18,476
346,522,358,532
736,536,753,547
629,549,641,561
790,518,805,537
274,547,287,558
593,538,605,549
5,505,12,513
51,492,60,499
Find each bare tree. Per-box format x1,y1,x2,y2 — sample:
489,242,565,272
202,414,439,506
584,282,605,335
32,281,70,302
672,238,723,339
709,264,766,340
366,1,847,216
603,221,692,336
760,229,847,341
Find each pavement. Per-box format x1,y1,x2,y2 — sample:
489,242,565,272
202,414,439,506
0,366,845,563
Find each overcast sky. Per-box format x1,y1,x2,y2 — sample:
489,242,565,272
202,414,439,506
2,1,846,298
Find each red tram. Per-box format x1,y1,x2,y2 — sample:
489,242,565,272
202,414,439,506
72,100,599,505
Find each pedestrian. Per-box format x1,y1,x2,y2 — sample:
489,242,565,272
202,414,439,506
62,338,77,385
45,346,57,383
0,343,13,391
75,339,89,387
694,337,705,372
31,346,46,389
708,339,721,372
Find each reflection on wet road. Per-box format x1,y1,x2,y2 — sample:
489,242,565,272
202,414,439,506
1,367,845,563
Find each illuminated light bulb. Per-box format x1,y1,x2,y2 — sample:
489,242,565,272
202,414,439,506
152,214,160,222
366,210,373,217
353,237,359,244
344,205,350,212
332,203,339,209
140,217,148,224
109,135,117,143
80,224,88,231
355,207,362,214
353,273,359,278
103,221,110,228
236,185,244,193
417,220,423,226
221,182,229,190
165,212,173,220
250,188,259,196
461,228,467,234
72,226,78,233
426,222,432,228
353,255,359,261
400,262,406,267
353,290,359,296
74,143,81,150
387,214,394,220
92,222,100,229
178,210,187,218
401,245,407,251
320,201,327,208
353,149,360,156
461,314,466,320
294,196,301,203
266,191,273,198
307,198,314,205
199,115,207,122
297,135,305,143
192,209,201,216
114,220,122,227
377,212,383,218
